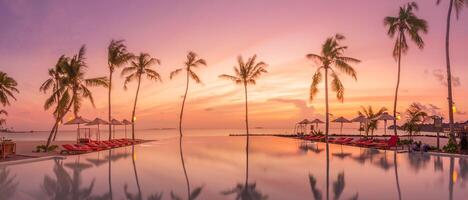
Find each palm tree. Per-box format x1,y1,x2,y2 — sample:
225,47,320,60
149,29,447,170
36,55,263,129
107,40,133,140
436,0,468,143
358,106,388,137
44,45,109,148
122,53,162,140
402,103,428,139
0,71,19,107
170,51,207,136
384,2,428,136
219,55,268,138
40,55,68,140
307,34,360,141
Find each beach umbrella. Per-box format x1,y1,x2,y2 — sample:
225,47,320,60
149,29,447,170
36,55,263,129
110,119,123,139
374,112,396,135
122,119,132,139
310,118,324,131
64,116,90,142
86,118,109,141
332,117,351,135
351,115,370,135
295,119,311,134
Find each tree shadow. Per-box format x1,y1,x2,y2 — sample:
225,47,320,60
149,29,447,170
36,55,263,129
0,166,18,200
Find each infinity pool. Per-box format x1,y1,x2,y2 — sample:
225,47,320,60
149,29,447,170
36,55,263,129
1,136,467,200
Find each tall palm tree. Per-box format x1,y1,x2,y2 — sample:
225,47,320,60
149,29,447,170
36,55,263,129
358,106,388,137
107,40,133,140
402,103,428,139
122,53,161,140
40,55,68,140
436,0,468,142
44,45,109,148
170,51,207,136
0,71,19,107
219,55,268,139
384,2,428,136
307,34,360,141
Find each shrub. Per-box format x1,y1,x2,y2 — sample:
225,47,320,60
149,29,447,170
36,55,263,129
443,142,458,153
35,144,59,152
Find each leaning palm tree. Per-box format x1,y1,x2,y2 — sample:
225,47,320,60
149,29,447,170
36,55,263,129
170,52,207,136
0,71,19,107
358,106,388,137
40,55,68,140
219,55,268,138
384,2,428,136
44,45,109,148
107,40,133,140
402,103,428,140
436,0,468,142
122,53,162,140
307,34,360,141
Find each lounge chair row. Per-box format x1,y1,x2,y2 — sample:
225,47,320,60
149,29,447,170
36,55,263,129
61,138,142,154
301,135,400,150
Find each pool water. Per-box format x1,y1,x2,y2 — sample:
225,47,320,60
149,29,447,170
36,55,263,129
1,135,467,200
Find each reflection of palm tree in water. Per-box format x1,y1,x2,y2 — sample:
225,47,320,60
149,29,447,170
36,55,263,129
308,143,359,200
0,166,18,200
124,145,163,200
394,151,401,200
222,134,267,200
41,157,98,199
170,135,202,200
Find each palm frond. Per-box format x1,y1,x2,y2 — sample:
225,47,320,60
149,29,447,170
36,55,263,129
189,70,202,84
169,68,183,79
85,77,109,88
330,72,344,102
219,74,242,85
310,70,322,101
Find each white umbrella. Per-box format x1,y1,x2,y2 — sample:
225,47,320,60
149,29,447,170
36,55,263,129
110,119,123,139
64,116,90,142
121,119,132,139
332,117,351,135
351,115,370,135
375,112,396,135
86,118,109,141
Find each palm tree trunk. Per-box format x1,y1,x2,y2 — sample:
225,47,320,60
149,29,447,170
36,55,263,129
393,34,403,136
132,145,142,199
445,0,456,143
46,100,74,148
108,70,113,140
326,143,330,200
244,82,249,186
108,149,113,200
325,67,329,142
179,135,191,199
179,70,190,136
131,75,142,140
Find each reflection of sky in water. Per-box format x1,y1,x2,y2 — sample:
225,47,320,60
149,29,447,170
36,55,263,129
1,136,468,199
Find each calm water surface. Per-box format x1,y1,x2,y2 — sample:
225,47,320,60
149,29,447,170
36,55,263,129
1,133,467,200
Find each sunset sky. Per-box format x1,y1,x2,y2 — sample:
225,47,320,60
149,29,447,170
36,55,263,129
1,0,467,131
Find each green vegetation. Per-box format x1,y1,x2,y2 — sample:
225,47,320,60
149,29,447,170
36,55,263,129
358,106,387,137
401,103,428,139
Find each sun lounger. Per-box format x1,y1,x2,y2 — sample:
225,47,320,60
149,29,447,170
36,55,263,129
375,136,399,150
61,144,92,154
335,138,354,144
